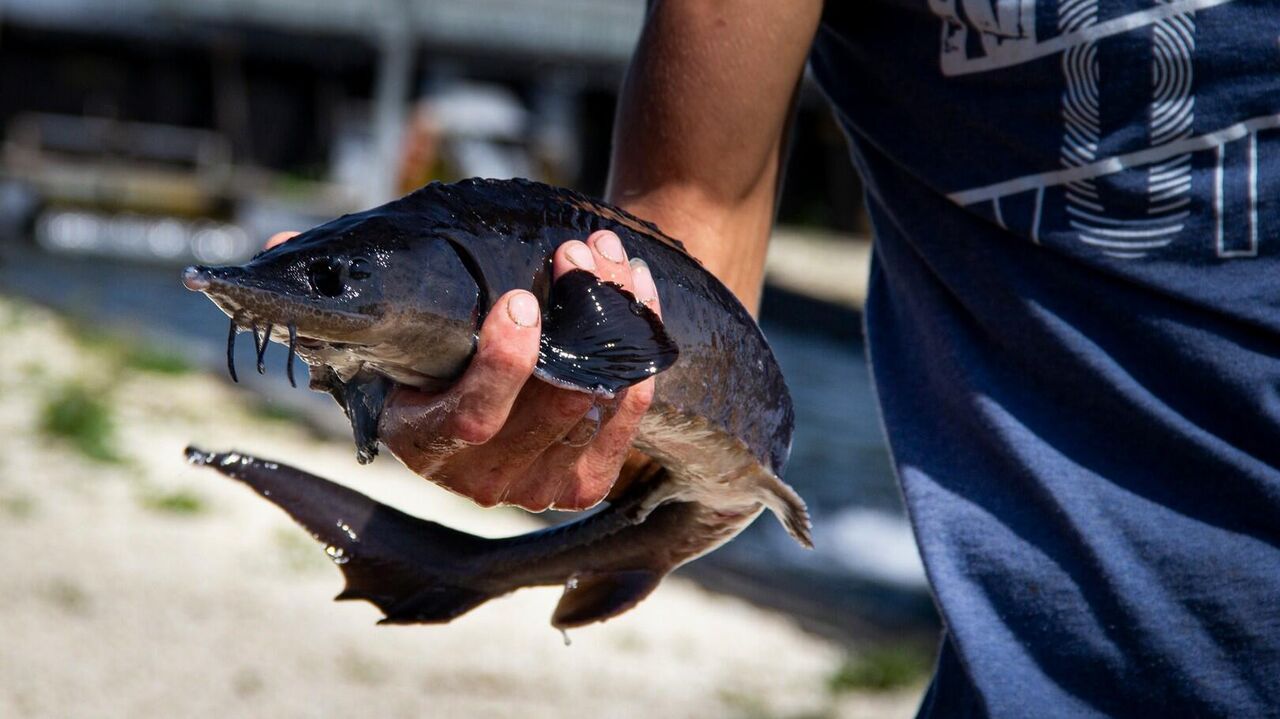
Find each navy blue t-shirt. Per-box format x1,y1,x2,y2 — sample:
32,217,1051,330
810,1,1280,716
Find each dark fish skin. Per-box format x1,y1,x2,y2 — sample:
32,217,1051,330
182,178,810,629
414,178,797,473
184,447,744,628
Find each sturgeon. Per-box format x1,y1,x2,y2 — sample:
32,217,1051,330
181,178,810,630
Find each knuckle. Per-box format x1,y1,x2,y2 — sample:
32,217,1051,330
608,387,652,429
445,413,501,445
482,342,536,378
517,496,553,513
555,483,609,511
469,484,506,509
555,464,612,510
624,380,655,411
550,391,592,422
393,437,457,476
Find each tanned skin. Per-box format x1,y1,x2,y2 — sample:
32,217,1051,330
270,0,822,510
608,0,823,312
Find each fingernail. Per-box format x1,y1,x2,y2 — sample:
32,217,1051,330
565,241,595,270
593,231,625,263
507,292,539,327
630,258,658,305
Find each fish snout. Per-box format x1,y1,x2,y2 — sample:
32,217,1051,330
183,265,249,293
181,266,212,292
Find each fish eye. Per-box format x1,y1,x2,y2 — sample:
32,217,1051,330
348,257,372,280
308,258,346,297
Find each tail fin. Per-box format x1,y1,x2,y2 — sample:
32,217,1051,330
184,446,499,624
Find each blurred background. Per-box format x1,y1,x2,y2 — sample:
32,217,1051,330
0,1,938,717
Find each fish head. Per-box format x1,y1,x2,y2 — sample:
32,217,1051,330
182,206,482,384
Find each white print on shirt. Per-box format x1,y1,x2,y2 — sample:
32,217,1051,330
932,0,1265,260
1058,0,1193,258
929,0,1229,76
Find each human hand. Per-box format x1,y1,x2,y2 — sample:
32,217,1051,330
265,228,661,512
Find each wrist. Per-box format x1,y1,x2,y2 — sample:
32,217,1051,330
609,189,770,314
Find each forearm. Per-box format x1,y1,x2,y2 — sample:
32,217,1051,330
605,0,822,312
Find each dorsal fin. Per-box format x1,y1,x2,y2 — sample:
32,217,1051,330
558,191,692,256
402,177,696,258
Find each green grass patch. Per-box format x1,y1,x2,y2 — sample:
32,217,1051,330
67,322,192,375
142,488,206,516
274,527,328,573
827,645,933,694
39,382,123,463
44,578,91,616
1,302,30,330
0,492,36,519
122,345,192,375
718,690,771,719
337,650,386,686
67,323,122,355
18,360,46,381
248,400,307,424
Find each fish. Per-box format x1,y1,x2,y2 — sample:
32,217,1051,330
181,178,810,630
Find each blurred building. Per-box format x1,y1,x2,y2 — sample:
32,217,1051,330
0,0,862,264
1,0,638,195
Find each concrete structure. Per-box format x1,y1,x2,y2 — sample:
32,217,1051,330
0,0,644,203
0,0,643,63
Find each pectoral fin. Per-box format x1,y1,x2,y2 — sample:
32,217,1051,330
311,367,391,464
535,269,679,396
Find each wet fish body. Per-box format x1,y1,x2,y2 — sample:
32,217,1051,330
183,178,809,629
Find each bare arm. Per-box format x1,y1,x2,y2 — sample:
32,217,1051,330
278,2,821,510
608,0,824,312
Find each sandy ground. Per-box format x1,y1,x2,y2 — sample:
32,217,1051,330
0,296,923,719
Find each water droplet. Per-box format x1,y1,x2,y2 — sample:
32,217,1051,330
561,405,602,447
185,449,213,466
560,629,572,647
325,546,350,565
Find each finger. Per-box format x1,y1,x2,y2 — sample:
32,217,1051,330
552,231,635,293
378,290,540,473
521,376,654,512
435,380,593,508
556,379,653,509
376,383,463,477
628,257,662,320
587,229,633,289
440,289,542,445
502,397,621,511
265,231,300,250
552,239,596,279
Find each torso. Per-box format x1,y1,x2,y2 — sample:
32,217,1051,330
812,2,1280,715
